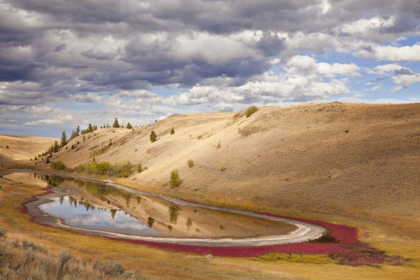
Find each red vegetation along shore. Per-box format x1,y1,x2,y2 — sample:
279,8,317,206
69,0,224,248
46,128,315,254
22,186,407,266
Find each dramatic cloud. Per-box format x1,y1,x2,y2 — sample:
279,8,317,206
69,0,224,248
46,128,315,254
0,0,419,135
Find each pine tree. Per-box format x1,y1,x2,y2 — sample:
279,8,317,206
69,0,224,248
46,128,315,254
60,131,67,147
126,122,132,129
53,140,60,153
88,123,93,133
170,127,175,135
76,125,80,136
150,131,157,143
113,118,120,128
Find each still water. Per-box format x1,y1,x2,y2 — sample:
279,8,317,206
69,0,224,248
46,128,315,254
5,172,297,238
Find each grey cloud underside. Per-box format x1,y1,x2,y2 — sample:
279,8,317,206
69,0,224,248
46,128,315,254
0,0,419,106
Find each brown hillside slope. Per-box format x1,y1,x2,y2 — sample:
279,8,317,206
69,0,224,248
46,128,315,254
0,135,58,161
38,102,420,238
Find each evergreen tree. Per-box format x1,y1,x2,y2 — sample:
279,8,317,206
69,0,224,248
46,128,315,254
46,157,50,164
53,140,60,153
126,122,132,129
113,118,120,128
169,169,181,188
88,123,93,133
60,131,67,147
170,127,175,135
76,125,80,136
70,129,76,140
150,131,157,143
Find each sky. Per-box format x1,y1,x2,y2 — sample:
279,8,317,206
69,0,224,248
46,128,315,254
0,0,419,137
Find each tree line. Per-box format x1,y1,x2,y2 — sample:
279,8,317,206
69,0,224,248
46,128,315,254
37,118,133,162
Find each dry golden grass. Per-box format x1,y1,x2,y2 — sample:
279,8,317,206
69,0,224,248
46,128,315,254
0,135,58,161
1,102,420,279
0,175,419,280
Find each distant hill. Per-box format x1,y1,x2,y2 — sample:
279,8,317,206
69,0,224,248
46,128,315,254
0,135,58,161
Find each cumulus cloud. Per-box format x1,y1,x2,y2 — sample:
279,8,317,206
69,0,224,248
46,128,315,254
368,63,420,91
356,44,420,61
286,56,360,77
0,0,419,135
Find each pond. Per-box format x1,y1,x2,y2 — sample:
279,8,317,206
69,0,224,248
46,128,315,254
4,171,324,246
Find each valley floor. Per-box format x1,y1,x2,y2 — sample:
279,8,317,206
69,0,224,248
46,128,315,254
0,168,419,280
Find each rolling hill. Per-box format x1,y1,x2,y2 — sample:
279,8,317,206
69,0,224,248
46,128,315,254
25,102,420,239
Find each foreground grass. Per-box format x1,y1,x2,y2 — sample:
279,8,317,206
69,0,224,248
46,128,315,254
0,173,419,279
0,231,145,280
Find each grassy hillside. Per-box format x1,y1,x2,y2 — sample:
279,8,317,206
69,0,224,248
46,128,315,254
0,135,58,161
32,102,420,239
2,102,420,279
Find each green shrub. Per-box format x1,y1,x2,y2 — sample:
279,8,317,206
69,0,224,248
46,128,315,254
137,164,143,173
75,164,85,173
150,131,157,142
170,127,175,135
245,106,258,117
86,161,98,174
112,161,133,177
51,161,66,170
97,161,112,175
187,159,194,168
169,169,181,188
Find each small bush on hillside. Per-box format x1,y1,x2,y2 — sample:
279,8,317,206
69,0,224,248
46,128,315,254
216,141,221,149
97,161,112,175
220,167,226,172
245,106,258,117
75,164,85,172
86,161,98,174
170,127,175,135
112,161,133,177
150,131,157,143
137,164,143,173
51,161,66,170
345,130,349,133
197,135,202,139
169,169,181,188
187,159,194,168
233,112,244,121
6,146,9,149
